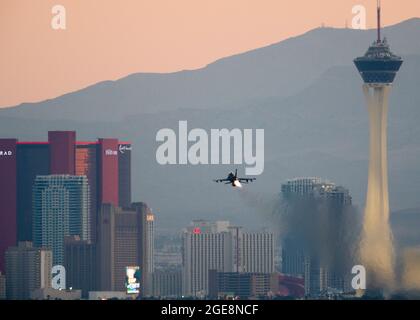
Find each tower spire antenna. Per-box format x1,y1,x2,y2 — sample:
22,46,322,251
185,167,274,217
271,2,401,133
377,0,381,43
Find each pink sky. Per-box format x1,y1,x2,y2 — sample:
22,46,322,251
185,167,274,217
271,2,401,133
1,0,419,108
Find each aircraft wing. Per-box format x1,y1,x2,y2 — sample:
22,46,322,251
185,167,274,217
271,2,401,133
214,179,229,183
238,178,256,183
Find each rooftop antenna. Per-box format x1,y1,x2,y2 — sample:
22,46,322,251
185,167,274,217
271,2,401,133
377,0,381,43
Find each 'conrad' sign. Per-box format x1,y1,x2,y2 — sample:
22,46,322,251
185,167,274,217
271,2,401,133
0,150,13,156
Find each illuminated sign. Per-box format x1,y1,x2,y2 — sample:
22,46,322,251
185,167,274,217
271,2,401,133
193,227,201,234
105,149,118,156
119,145,132,154
125,266,141,294
0,151,13,156
146,214,154,222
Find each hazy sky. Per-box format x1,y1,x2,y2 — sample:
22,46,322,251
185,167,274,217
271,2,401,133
1,0,419,107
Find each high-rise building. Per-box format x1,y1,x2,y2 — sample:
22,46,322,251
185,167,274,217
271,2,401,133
0,131,132,271
281,238,305,276
0,272,6,300
0,139,17,273
182,221,275,297
76,142,99,241
16,142,50,242
5,242,52,300
238,230,275,274
33,175,90,265
97,202,154,295
48,131,76,175
281,178,323,278
64,236,97,298
98,139,119,207
280,177,353,296
139,203,155,296
281,177,323,197
118,143,132,208
304,255,326,296
182,221,232,297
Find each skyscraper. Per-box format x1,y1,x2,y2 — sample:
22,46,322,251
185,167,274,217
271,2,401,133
98,138,120,207
281,177,325,277
280,177,353,296
0,139,17,273
354,0,403,292
0,131,132,269
5,242,52,300
0,272,6,300
182,221,275,297
118,143,132,208
17,142,50,242
48,131,76,175
182,221,231,297
241,231,275,274
137,202,155,296
33,175,90,265
281,177,323,197
76,142,99,242
97,202,154,295
64,235,97,298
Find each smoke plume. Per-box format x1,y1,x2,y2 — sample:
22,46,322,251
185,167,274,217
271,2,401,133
273,192,362,282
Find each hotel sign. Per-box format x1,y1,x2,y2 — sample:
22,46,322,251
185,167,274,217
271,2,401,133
105,149,118,156
119,145,132,154
125,266,141,294
0,150,13,156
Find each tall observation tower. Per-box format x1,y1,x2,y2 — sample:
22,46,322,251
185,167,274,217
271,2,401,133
354,0,403,292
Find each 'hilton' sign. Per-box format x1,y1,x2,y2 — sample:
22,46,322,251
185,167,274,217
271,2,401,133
105,149,118,156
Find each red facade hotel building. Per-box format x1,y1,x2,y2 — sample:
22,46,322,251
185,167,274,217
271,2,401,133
0,140,17,275
98,138,120,206
48,131,76,175
0,131,132,272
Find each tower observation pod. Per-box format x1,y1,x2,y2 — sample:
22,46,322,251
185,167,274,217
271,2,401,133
353,0,403,293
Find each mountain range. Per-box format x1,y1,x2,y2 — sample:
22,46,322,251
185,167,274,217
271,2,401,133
1,18,420,239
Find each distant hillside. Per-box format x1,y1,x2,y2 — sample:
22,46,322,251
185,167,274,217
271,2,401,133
1,18,420,122
1,19,420,230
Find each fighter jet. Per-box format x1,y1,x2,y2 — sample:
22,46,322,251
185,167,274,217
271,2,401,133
213,169,256,187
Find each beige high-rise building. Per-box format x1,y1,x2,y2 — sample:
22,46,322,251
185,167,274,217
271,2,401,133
5,242,52,300
182,221,275,297
97,202,154,295
142,205,155,296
